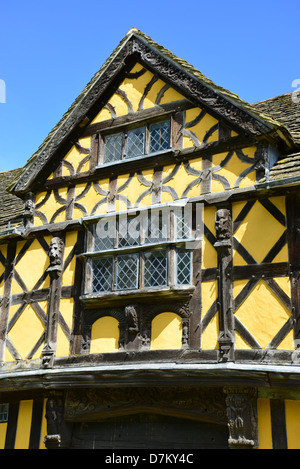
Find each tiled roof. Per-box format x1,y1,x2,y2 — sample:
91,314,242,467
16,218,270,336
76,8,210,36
259,151,300,184
0,169,23,230
253,92,300,145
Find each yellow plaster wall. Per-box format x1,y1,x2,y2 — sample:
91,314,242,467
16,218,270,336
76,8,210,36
211,147,256,193
91,63,184,124
115,170,153,211
62,231,78,287
56,298,74,358
203,206,218,269
257,398,272,449
11,237,51,294
14,400,33,449
233,279,293,350
285,400,300,449
150,312,182,350
0,398,47,449
201,280,219,349
62,136,91,176
232,196,287,266
90,316,119,353
34,190,67,226
0,421,7,449
183,108,219,148
5,301,47,361
161,161,202,202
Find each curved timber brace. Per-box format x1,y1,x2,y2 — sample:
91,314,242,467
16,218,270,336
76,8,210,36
214,208,234,362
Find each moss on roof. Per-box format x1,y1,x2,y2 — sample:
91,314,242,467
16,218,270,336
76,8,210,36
253,92,300,145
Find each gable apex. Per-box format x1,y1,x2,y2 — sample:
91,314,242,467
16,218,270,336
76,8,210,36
9,29,296,195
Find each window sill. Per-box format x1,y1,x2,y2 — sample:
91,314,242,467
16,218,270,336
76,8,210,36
80,285,195,307
95,148,175,173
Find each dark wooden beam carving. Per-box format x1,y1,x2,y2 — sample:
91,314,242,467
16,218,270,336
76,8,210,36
214,208,234,361
42,235,65,368
224,387,258,449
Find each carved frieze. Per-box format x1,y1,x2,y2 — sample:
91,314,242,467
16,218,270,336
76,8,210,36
64,387,227,425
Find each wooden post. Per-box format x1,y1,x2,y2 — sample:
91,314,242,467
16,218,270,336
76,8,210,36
41,235,65,368
0,243,16,362
214,207,234,362
286,194,300,349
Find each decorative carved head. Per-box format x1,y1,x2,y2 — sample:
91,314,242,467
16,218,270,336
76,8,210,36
125,305,139,332
215,209,231,240
49,237,64,266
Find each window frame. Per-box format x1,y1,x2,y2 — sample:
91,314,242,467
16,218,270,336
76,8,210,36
98,116,173,166
82,207,196,296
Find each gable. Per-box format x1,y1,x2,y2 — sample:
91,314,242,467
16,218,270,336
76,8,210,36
9,28,296,196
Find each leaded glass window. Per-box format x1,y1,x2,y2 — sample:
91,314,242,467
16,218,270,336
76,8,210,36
176,249,192,285
104,132,123,163
0,404,9,423
115,253,139,290
126,126,146,158
144,250,168,287
101,119,170,164
149,120,170,153
92,257,113,292
88,208,194,294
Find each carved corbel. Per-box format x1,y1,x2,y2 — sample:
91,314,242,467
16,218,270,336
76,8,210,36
124,304,142,350
47,236,64,279
41,343,55,369
224,387,258,449
23,192,35,230
44,395,72,449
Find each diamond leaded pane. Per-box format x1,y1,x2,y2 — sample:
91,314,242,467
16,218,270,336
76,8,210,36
144,212,169,244
118,216,140,248
92,257,113,292
104,132,123,163
94,221,115,252
149,120,170,153
176,207,192,240
144,250,167,287
116,254,139,290
176,249,192,285
126,126,145,158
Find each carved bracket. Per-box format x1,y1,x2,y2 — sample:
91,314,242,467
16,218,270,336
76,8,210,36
224,387,258,449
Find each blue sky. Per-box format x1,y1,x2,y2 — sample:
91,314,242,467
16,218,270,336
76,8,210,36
0,0,299,172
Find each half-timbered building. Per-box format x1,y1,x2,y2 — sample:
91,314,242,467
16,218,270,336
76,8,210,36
0,28,300,449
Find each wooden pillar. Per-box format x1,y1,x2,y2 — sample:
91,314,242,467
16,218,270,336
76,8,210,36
214,207,234,362
286,194,300,347
41,235,65,368
0,243,16,362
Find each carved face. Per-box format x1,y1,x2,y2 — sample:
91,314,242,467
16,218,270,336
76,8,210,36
215,209,231,239
49,237,63,265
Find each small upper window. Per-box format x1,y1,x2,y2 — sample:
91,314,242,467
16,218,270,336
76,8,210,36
103,119,171,164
